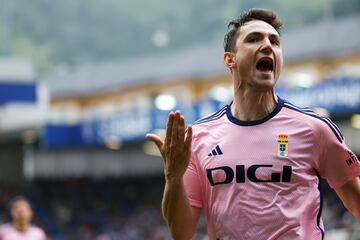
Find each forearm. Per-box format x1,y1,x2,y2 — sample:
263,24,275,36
343,197,360,223
335,178,360,223
162,178,198,240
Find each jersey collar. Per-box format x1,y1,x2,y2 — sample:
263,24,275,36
226,96,284,126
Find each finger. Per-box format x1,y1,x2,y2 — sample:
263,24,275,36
165,112,175,145
146,133,164,151
178,115,185,148
184,125,193,150
171,111,180,147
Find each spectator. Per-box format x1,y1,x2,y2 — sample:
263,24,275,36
0,195,46,240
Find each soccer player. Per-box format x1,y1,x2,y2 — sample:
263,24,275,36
146,8,360,240
0,196,46,240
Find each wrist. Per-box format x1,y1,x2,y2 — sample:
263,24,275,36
165,175,183,185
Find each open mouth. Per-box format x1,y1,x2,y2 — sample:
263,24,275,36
256,58,274,73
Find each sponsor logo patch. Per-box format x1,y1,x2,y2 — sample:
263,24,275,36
345,150,359,167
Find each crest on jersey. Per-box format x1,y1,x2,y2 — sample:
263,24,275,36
277,134,289,158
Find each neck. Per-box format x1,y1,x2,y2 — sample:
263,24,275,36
231,89,278,121
13,221,30,232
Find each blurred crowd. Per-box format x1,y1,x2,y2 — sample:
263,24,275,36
321,180,360,240
0,177,358,240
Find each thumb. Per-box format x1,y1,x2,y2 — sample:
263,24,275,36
146,133,164,151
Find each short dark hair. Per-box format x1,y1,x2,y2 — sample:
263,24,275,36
224,8,283,52
9,195,30,208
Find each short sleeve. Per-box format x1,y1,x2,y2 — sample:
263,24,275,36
316,122,360,189
183,147,203,209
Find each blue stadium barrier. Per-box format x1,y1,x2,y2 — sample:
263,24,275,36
0,82,37,104
43,78,360,148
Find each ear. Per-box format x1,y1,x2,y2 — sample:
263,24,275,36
224,52,236,69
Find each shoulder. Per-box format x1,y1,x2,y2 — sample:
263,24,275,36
29,225,46,236
190,104,229,150
0,223,12,231
191,104,228,139
192,104,228,128
282,100,344,143
0,223,15,237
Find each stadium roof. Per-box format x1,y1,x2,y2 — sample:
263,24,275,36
46,45,226,98
44,16,360,98
282,15,360,62
0,58,37,81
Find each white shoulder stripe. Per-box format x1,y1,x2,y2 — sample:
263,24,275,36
193,106,228,125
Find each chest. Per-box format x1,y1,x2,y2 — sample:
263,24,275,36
0,228,41,240
196,126,316,185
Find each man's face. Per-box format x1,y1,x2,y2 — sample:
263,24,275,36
231,20,283,91
11,200,33,224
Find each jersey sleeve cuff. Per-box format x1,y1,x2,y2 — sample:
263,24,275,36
189,199,203,209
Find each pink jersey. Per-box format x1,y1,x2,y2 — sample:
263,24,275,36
0,223,46,240
184,97,360,240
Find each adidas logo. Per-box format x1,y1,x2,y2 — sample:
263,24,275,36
208,145,223,156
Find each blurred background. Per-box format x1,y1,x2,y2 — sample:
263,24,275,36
0,0,359,239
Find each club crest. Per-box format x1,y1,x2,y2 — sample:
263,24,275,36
277,134,289,158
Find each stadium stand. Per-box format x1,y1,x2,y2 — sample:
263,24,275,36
0,178,358,239
0,16,359,239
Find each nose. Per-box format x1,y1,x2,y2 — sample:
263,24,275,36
260,38,273,55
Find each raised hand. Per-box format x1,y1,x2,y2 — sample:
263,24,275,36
146,111,193,181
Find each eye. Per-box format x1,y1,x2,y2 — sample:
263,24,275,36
270,39,280,46
248,38,259,43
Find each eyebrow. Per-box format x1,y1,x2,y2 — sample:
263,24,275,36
245,31,280,40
